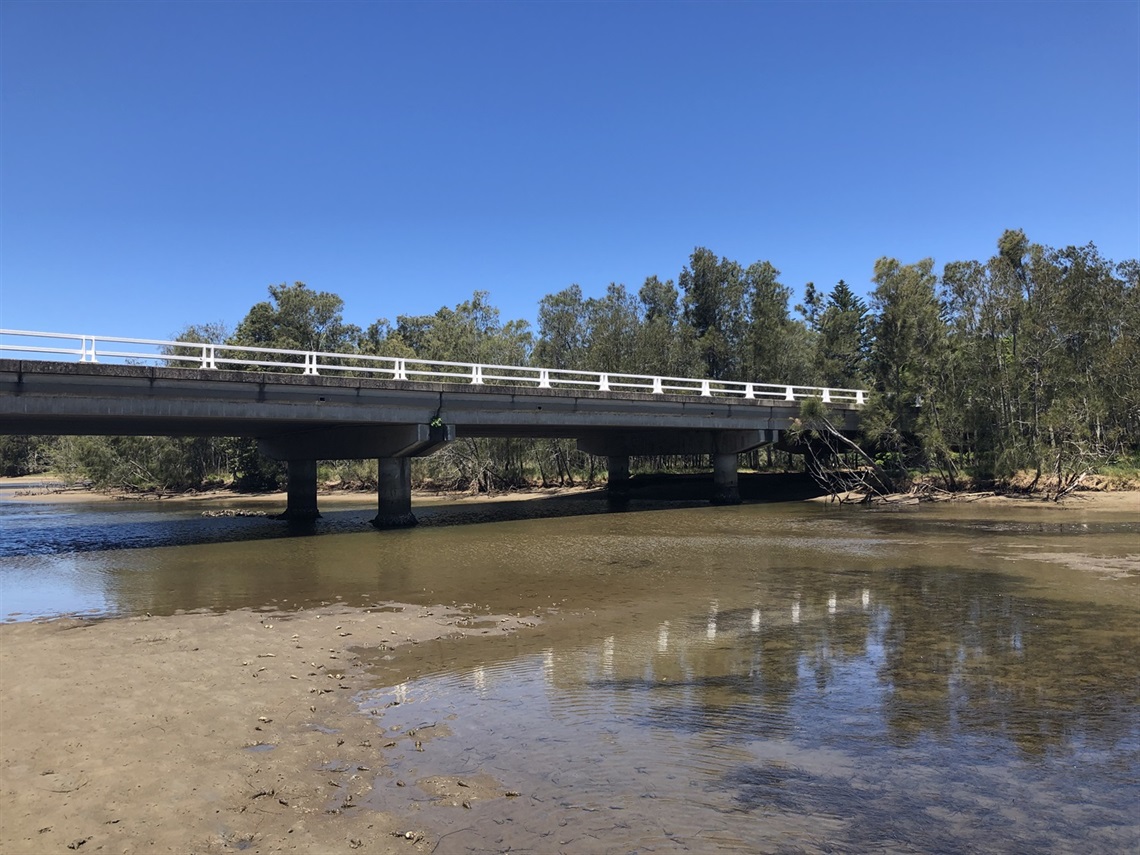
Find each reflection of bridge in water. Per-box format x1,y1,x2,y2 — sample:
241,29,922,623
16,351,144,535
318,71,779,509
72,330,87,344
1,330,865,526
386,574,1137,763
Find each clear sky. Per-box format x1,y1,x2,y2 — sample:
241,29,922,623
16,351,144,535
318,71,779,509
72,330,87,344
2,0,1137,342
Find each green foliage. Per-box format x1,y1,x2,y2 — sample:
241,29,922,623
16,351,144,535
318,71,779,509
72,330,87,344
582,284,641,373
635,276,696,377
934,234,1137,486
536,285,588,369
223,438,284,492
814,281,868,388
15,232,1133,497
231,282,362,353
52,435,227,492
0,436,56,476
394,291,533,366
680,247,748,379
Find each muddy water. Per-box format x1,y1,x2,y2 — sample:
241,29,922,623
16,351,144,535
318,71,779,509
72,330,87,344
2,490,1138,852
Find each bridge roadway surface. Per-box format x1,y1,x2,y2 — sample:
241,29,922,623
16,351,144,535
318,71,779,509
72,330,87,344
0,359,861,526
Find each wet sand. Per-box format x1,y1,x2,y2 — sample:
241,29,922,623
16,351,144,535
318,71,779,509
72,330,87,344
0,604,538,853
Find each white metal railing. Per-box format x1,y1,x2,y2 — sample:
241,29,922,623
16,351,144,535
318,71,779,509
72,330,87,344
0,329,868,406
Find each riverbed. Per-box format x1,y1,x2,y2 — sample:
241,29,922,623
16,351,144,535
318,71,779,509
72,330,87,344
1,486,1137,853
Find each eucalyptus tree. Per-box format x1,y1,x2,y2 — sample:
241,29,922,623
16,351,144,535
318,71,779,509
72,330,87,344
635,275,696,377
223,282,363,490
742,260,812,385
394,291,532,366
1018,241,1135,490
230,281,362,353
387,292,537,490
582,283,640,374
0,435,55,477
360,318,416,358
679,248,748,380
1106,259,1140,444
940,257,997,476
535,285,588,370
865,256,947,472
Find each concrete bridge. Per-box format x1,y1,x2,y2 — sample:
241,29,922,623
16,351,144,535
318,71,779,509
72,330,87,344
0,331,866,526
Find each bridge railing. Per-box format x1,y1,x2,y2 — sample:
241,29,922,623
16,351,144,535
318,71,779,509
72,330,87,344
0,329,867,405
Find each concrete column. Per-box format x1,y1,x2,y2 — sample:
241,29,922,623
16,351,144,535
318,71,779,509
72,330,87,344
607,455,630,503
711,453,741,505
278,459,320,522
372,457,417,529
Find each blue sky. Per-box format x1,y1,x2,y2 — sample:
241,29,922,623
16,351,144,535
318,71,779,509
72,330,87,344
2,0,1137,342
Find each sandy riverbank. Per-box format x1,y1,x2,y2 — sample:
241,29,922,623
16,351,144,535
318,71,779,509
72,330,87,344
4,473,1136,514
1,604,539,854
0,474,601,509
807,489,1140,514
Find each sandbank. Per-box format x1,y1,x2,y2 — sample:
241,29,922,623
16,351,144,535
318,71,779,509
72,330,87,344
0,603,539,853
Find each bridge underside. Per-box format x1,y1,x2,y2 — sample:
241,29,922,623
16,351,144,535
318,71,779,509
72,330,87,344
1,360,860,526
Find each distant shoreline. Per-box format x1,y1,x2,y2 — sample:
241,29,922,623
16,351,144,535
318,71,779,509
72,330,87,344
2,473,1137,514
0,474,604,508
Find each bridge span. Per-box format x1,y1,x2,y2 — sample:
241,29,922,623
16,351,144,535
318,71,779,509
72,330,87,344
0,331,866,526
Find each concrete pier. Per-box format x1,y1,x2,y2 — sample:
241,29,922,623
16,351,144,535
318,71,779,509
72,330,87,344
581,431,762,506
711,453,741,505
372,457,417,529
279,459,320,522
607,455,630,502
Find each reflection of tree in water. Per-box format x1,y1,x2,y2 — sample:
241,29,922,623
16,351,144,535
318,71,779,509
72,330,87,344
579,568,1138,851
876,566,1139,758
591,566,1137,765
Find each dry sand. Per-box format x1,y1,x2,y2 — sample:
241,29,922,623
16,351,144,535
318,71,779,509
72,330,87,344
1,605,537,854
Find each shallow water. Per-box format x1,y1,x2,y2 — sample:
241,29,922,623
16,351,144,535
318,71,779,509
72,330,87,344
2,487,1138,852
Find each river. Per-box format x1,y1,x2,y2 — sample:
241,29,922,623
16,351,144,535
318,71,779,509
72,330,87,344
1,485,1138,853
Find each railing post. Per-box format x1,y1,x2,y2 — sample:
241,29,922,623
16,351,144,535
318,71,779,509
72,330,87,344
785,386,795,401
470,364,484,385
598,373,610,392
394,359,407,381
303,353,319,376
81,336,97,363
701,380,711,397
538,369,551,389
744,383,755,400
652,377,663,394
856,390,865,405
822,388,831,403
202,345,217,370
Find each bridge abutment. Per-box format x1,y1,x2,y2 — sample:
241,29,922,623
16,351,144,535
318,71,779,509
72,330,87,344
278,459,320,522
372,457,417,529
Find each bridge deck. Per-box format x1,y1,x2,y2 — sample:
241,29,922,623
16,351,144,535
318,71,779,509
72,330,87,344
0,359,858,440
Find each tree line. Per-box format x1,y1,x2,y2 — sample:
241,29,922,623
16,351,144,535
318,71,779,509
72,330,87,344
3,229,1136,495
